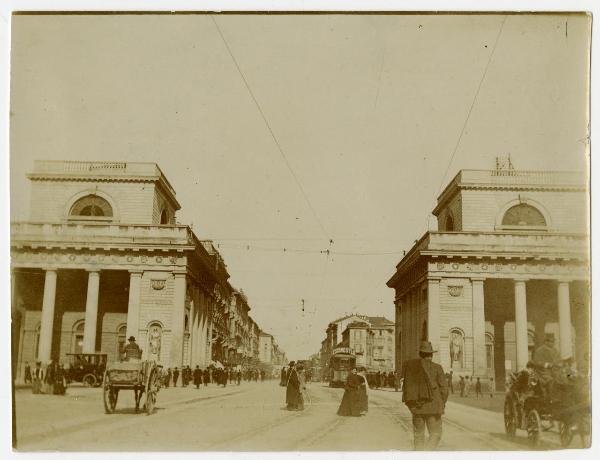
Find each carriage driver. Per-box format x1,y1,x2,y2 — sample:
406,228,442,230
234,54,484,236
122,336,142,361
531,334,560,397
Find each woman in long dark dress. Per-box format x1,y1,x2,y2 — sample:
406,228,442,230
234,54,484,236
337,368,362,417
286,362,304,411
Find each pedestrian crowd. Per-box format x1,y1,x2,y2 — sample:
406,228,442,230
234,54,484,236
160,365,271,388
445,370,495,399
25,360,67,396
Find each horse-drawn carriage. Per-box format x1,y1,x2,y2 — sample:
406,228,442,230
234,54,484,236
103,360,162,415
504,361,590,448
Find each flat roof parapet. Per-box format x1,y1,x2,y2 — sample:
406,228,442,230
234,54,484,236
28,160,180,209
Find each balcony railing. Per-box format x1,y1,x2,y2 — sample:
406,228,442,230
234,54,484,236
458,169,586,187
11,221,193,247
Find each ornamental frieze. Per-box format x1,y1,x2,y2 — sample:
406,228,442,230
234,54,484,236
11,249,187,268
428,260,587,279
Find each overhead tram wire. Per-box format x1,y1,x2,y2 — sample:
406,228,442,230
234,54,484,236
422,15,508,234
210,16,330,242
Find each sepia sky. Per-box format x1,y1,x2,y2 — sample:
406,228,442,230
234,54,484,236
10,13,590,359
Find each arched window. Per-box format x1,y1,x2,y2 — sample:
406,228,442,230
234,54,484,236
72,320,85,354
116,324,127,357
70,195,113,217
449,328,465,369
501,204,546,227
485,333,494,371
445,215,455,231
160,209,169,225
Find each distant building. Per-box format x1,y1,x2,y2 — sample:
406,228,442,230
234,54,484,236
321,314,395,375
387,167,589,389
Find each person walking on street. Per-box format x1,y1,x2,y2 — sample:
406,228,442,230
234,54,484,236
489,377,494,398
401,341,449,451
446,371,454,394
172,367,179,387
465,376,472,397
475,377,482,398
193,366,202,389
203,368,209,386
24,362,32,384
286,362,304,411
164,368,172,388
32,361,43,394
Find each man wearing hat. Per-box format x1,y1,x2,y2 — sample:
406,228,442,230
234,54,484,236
401,341,448,450
122,336,142,361
532,333,560,397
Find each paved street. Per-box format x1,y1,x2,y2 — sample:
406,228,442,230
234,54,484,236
15,380,571,451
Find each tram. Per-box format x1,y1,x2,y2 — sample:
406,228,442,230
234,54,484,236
329,347,356,388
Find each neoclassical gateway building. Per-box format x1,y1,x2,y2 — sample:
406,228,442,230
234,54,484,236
387,167,589,389
11,160,270,380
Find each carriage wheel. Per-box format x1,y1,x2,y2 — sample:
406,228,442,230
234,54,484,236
83,374,97,387
526,409,542,448
559,421,574,447
145,368,159,415
103,383,118,414
145,389,156,415
504,397,517,438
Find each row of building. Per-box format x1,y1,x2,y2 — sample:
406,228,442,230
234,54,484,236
10,160,286,380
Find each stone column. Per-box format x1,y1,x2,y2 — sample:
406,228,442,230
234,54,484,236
170,273,187,367
83,270,101,353
557,281,573,359
427,277,441,363
126,271,142,340
189,285,197,366
471,278,487,376
38,269,57,363
514,279,529,371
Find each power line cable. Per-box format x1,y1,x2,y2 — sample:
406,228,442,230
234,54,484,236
423,16,507,234
211,16,330,240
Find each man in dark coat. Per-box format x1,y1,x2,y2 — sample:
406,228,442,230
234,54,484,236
203,368,209,386
172,367,180,387
193,366,202,388
401,341,448,451
532,334,561,397
24,362,32,384
122,336,142,361
286,362,303,410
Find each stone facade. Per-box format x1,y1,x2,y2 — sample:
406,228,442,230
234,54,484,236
387,168,590,390
11,160,281,381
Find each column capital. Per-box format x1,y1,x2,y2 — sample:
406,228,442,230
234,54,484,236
41,267,58,273
556,279,573,285
128,269,143,276
513,277,529,283
86,268,101,274
173,271,187,279
427,276,442,282
471,277,486,283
